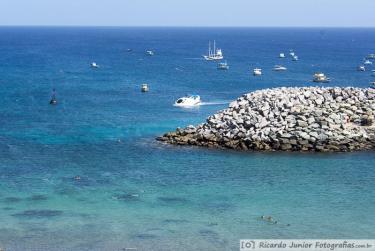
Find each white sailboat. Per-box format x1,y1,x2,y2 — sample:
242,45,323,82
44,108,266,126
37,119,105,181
203,40,223,61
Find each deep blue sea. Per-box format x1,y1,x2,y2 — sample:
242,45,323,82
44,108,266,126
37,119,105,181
0,27,374,251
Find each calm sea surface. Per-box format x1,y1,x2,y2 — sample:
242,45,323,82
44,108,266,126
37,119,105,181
0,27,374,251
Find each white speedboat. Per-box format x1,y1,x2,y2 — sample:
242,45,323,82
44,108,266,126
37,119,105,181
313,73,330,83
141,84,149,92
357,65,366,71
91,62,99,68
273,65,287,71
279,53,286,58
203,40,223,61
174,95,201,107
146,50,154,56
364,60,373,65
290,51,295,57
217,61,229,70
366,54,375,59
292,55,299,61
253,68,262,76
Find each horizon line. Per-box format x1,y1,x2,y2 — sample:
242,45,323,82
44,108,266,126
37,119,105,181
0,25,375,29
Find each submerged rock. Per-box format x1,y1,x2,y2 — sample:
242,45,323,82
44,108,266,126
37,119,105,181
157,87,375,152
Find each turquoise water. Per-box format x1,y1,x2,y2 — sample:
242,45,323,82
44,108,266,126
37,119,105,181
0,27,374,251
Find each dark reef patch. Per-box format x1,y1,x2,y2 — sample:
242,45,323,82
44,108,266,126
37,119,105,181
4,197,22,203
158,196,189,204
132,233,158,239
29,195,48,201
12,209,63,218
162,219,189,224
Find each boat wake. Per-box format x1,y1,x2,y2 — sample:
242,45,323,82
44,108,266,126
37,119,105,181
184,57,204,60
200,101,230,106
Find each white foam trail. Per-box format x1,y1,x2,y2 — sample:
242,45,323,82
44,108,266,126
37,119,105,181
200,101,230,106
184,57,204,60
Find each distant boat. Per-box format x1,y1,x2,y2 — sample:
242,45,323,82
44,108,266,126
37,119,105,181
273,65,287,71
292,55,299,61
203,40,223,61
174,95,201,107
279,53,286,58
127,49,133,52
366,54,375,59
357,65,366,71
289,50,295,57
146,50,154,56
49,88,57,105
313,73,330,83
364,60,373,65
141,83,149,92
91,62,99,68
217,61,229,70
253,68,262,76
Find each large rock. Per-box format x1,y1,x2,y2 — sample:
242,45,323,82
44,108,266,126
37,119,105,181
157,87,375,152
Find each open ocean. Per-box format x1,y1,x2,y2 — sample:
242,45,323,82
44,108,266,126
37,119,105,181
0,27,374,251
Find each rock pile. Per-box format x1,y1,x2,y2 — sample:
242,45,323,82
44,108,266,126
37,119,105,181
157,87,375,152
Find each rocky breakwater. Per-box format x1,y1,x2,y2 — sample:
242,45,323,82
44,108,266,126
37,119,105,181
157,87,375,152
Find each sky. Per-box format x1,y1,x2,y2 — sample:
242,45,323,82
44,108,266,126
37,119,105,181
0,0,374,27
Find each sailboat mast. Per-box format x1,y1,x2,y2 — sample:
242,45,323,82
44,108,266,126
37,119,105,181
214,40,216,55
209,41,211,56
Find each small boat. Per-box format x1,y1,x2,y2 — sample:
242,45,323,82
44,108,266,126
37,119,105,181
366,54,375,59
313,73,330,83
127,49,133,52
146,50,154,56
273,65,287,71
174,95,201,107
292,55,299,61
279,53,286,58
49,88,57,105
357,65,366,71
217,61,229,70
253,68,262,76
91,62,99,68
203,40,223,61
289,50,295,57
364,60,373,65
141,84,149,92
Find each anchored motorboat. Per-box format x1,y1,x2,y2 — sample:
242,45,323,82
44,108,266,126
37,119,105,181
290,50,295,57
364,60,373,65
366,54,375,59
292,55,299,61
279,53,286,58
174,95,201,107
357,65,366,71
203,40,223,61
217,61,229,70
253,68,262,76
141,84,149,92
273,65,287,71
49,88,57,105
146,50,154,56
313,73,330,83
91,62,99,68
